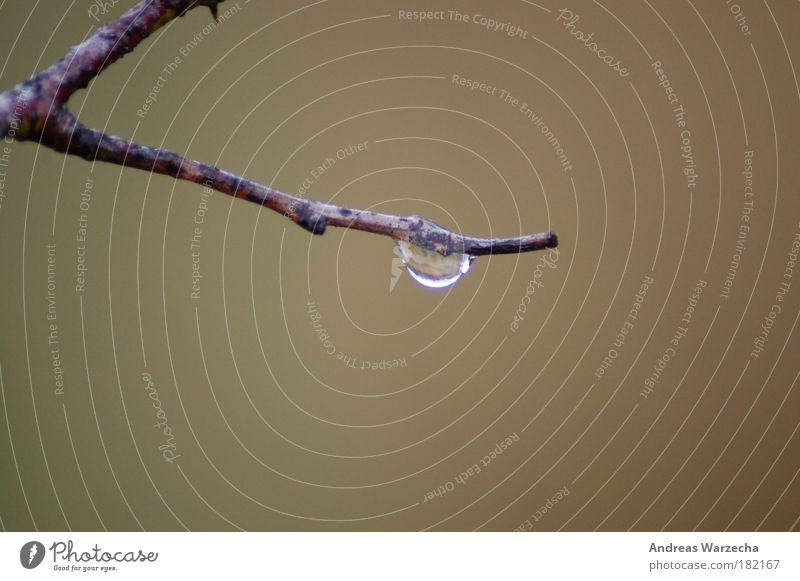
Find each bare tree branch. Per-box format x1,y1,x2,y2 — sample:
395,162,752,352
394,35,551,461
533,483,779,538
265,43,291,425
0,0,558,257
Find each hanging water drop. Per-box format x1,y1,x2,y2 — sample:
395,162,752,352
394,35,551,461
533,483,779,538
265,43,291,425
395,240,472,289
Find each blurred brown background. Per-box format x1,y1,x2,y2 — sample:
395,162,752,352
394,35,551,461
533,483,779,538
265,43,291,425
0,0,798,531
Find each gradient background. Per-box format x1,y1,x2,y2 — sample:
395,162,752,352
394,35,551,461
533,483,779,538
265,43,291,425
0,0,798,531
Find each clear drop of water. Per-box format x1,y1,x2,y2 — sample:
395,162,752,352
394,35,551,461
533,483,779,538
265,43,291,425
395,240,472,289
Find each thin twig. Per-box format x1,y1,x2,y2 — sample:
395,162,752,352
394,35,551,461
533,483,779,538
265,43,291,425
0,0,557,257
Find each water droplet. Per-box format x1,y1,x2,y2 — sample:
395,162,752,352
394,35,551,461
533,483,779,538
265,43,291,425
395,240,472,289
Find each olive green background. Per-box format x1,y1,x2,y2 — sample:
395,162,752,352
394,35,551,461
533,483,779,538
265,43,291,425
0,0,798,531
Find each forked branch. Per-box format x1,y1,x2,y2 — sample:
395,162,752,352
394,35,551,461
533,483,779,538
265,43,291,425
0,0,557,257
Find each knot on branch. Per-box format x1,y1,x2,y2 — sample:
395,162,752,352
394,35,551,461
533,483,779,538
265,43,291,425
296,203,327,235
